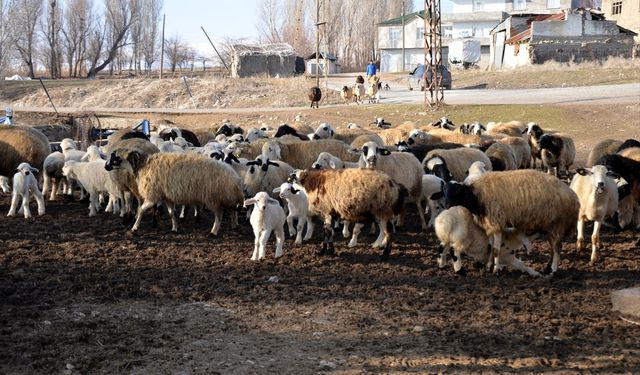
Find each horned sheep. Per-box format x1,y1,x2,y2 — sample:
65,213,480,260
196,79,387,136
443,170,580,274
243,192,286,260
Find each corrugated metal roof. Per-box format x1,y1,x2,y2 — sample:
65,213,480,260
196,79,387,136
505,13,565,44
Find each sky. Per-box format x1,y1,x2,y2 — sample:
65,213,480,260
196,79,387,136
163,0,427,56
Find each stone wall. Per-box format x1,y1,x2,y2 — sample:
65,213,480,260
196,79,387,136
529,35,635,63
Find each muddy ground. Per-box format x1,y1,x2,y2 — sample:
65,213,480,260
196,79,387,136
1,189,639,374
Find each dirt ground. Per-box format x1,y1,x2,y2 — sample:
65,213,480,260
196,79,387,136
1,103,640,374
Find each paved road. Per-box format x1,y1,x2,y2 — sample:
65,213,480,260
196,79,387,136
3,81,638,115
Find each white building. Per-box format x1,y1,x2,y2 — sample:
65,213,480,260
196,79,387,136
378,0,572,72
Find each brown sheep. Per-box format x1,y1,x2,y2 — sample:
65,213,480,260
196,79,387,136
308,86,322,108
0,125,51,179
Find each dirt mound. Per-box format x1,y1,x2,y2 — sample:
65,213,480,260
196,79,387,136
12,77,343,109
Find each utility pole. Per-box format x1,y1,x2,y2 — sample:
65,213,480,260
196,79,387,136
315,0,320,87
160,14,165,79
402,1,406,72
424,0,444,108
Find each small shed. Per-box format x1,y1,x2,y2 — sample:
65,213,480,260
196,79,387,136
231,43,297,78
489,10,636,69
306,52,341,75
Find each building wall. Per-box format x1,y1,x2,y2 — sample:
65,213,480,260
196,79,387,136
602,0,640,41
378,18,426,50
232,54,296,78
450,0,507,13
530,36,635,62
502,43,534,68
380,48,429,72
506,0,572,13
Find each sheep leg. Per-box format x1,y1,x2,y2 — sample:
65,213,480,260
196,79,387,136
251,227,260,261
451,247,464,274
210,209,223,236
348,223,364,248
590,220,602,265
131,200,155,232
32,187,45,216
275,227,285,257
544,236,562,274
381,220,393,261
258,229,271,260
437,245,448,268
295,217,304,245
7,192,20,217
372,221,385,248
500,251,540,277
43,174,51,200
287,214,296,237
318,219,334,256
576,219,585,251
303,217,314,241
88,192,99,217
50,178,59,200
342,221,351,238
179,205,186,220
166,205,178,232
490,232,503,274
230,210,239,229
21,192,32,219
415,197,428,231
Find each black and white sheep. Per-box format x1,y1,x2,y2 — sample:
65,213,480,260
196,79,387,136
538,133,576,178
273,182,314,244
443,170,580,274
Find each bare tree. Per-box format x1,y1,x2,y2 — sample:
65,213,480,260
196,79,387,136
256,0,283,43
41,0,63,78
140,0,162,74
13,0,42,78
61,0,96,77
86,0,136,78
164,34,191,73
0,0,18,76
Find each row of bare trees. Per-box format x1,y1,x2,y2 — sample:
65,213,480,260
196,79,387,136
0,0,167,78
256,0,413,72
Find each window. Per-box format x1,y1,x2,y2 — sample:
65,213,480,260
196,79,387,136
546,0,560,8
443,26,453,38
389,28,401,43
612,0,622,14
513,0,526,10
473,0,484,11
416,27,424,41
473,27,482,37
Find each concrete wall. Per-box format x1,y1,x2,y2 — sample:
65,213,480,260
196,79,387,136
450,0,506,13
502,43,534,68
232,54,296,78
455,21,500,38
507,0,571,13
380,48,431,72
530,36,635,63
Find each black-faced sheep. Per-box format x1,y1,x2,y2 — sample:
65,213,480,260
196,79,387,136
423,147,492,182
443,170,580,274
0,125,51,180
273,124,310,141
294,168,407,260
273,182,314,244
538,133,576,178
570,165,619,264
308,86,322,108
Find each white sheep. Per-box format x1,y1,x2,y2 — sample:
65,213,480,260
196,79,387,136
42,151,66,201
1,176,11,193
62,160,122,217
81,145,105,162
7,162,45,219
435,206,539,276
273,182,314,244
244,156,294,199
359,141,427,230
312,151,359,170
244,192,286,260
570,165,619,264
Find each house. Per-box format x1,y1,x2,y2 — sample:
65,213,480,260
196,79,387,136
489,9,636,69
601,0,640,42
377,0,575,72
306,52,341,75
230,43,297,78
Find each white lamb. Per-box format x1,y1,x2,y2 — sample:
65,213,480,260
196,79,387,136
244,192,286,260
464,161,489,185
273,182,314,244
1,176,11,193
312,152,359,169
7,162,45,219
62,160,122,217
81,145,105,162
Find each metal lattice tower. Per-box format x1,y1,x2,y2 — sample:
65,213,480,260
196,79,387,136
424,0,444,108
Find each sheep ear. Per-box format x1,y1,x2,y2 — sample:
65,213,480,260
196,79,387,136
480,125,486,131
243,198,256,207
521,128,528,134
30,167,39,174
606,171,620,179
272,187,281,193
430,191,444,200
267,161,280,167
291,187,300,194
329,160,337,169
379,148,391,156
246,161,259,166
348,147,361,155
576,168,590,176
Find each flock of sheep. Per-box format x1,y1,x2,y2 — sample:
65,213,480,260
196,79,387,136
0,118,638,276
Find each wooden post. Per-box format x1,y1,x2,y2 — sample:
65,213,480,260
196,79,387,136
160,14,165,79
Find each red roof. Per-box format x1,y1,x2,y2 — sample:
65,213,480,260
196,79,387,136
505,13,565,44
